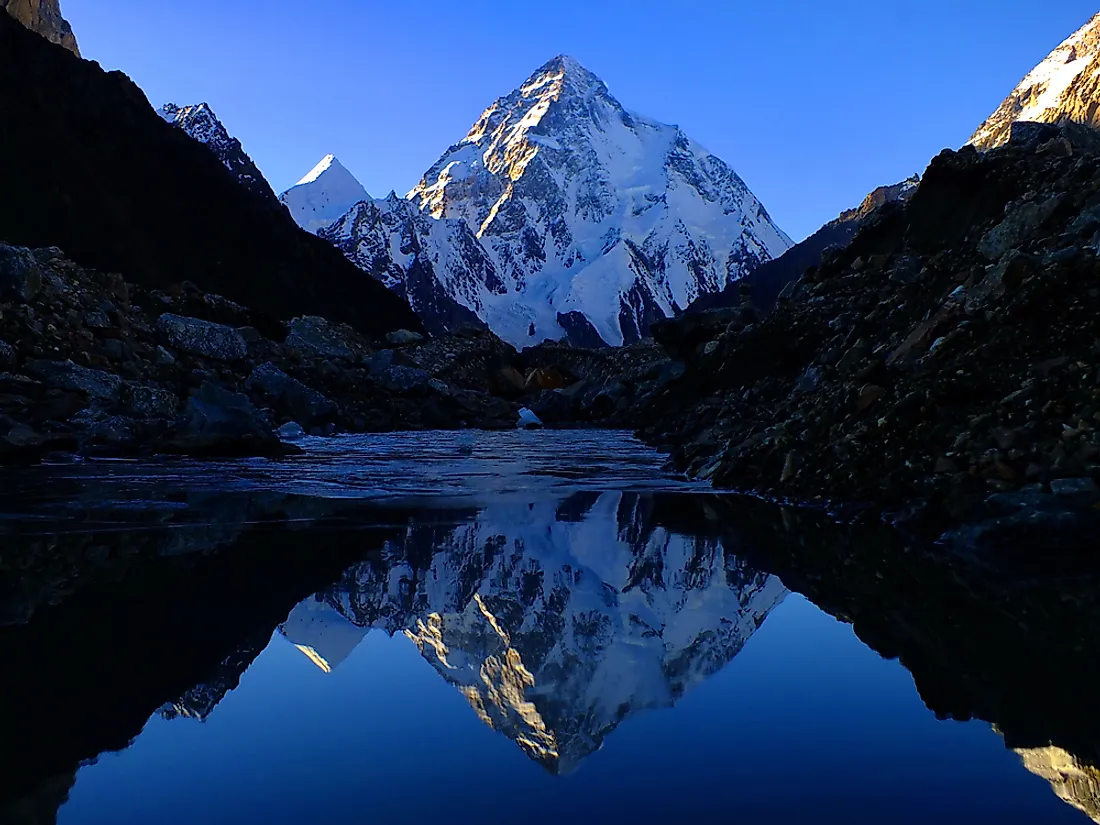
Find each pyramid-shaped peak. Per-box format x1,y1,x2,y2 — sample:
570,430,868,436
280,154,369,235
521,54,607,97
295,153,349,186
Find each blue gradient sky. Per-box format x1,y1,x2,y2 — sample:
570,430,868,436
64,0,1097,240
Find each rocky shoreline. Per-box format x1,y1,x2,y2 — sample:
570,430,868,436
0,243,527,462
0,240,685,463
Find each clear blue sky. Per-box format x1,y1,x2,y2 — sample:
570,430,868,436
65,0,1098,241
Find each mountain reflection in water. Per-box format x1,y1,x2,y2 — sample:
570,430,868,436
0,432,1097,824
276,492,786,773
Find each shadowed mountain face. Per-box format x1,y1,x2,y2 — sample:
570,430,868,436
0,12,422,338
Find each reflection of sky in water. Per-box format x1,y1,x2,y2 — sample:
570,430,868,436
59,596,1082,825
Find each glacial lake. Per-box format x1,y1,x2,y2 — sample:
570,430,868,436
0,432,1093,824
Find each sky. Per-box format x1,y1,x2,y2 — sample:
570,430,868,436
64,0,1099,242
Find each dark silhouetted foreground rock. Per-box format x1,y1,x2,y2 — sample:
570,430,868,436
0,11,421,339
639,124,1100,531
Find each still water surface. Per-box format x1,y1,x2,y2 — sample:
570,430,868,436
0,432,1092,824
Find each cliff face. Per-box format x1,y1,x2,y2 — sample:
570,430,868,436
2,0,78,55
0,11,422,338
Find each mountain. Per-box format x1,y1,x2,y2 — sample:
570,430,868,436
157,103,277,202
1,0,78,55
280,492,788,773
0,12,422,337
406,55,792,347
280,155,369,235
686,175,919,315
971,13,1100,150
325,56,791,347
322,194,488,335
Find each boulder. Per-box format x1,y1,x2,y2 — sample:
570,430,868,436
385,329,425,347
69,408,139,446
25,359,122,402
366,348,418,376
157,314,247,361
122,383,179,419
529,390,576,424
0,243,42,302
374,365,432,394
246,362,336,426
651,307,743,360
285,316,356,360
160,381,286,458
978,195,1064,261
276,421,306,440
0,339,15,368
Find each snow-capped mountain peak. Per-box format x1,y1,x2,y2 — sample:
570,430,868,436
971,13,1100,150
157,102,277,201
279,154,369,235
401,55,792,346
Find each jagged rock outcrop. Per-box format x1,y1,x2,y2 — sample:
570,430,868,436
0,11,421,339
639,123,1100,529
2,0,77,55
971,13,1100,150
157,103,278,202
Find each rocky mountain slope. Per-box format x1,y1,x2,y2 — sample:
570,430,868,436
639,121,1100,534
280,154,369,235
278,491,787,772
0,11,420,339
322,194,490,335
1,0,77,55
971,13,1100,150
157,103,278,202
687,175,920,315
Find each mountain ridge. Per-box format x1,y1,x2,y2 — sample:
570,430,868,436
158,102,278,203
0,11,422,338
971,12,1100,149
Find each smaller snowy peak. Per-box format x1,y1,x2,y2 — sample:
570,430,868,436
280,154,369,235
971,13,1100,150
157,102,277,201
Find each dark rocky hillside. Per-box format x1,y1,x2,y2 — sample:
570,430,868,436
640,122,1100,534
687,177,919,316
0,12,421,339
